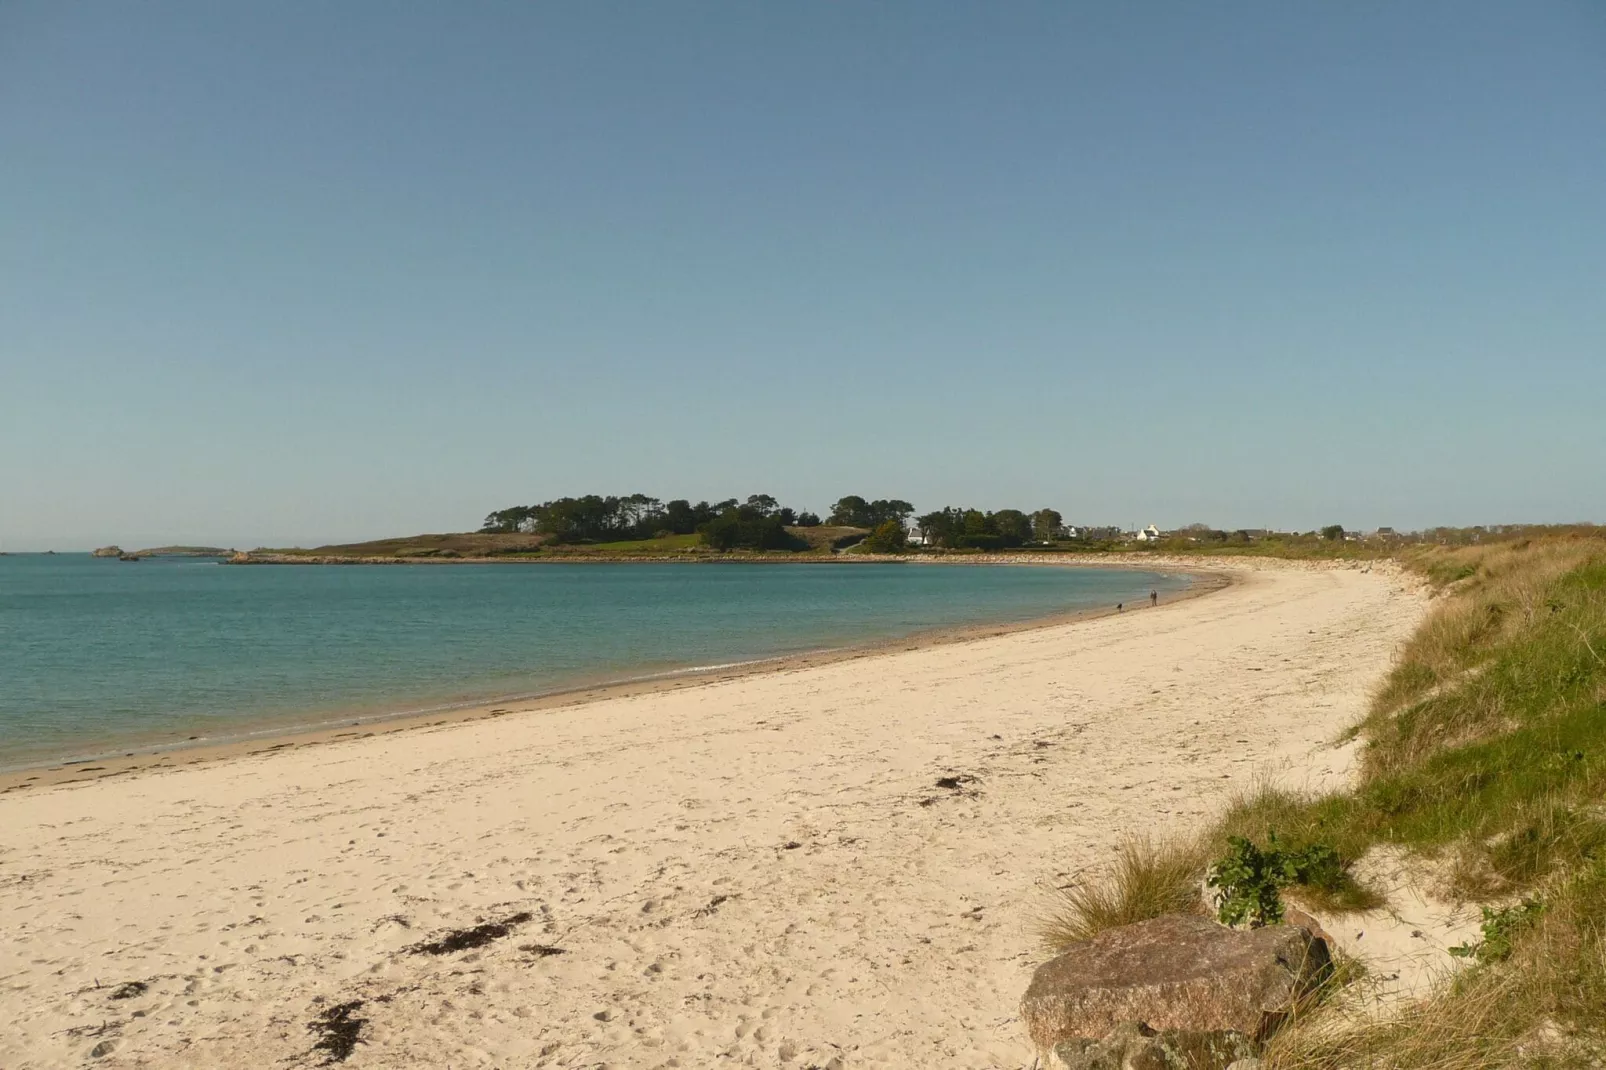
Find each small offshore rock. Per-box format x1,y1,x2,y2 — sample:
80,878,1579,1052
91,545,123,558
1022,914,1330,1056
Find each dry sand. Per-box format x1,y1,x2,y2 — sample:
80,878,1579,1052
0,560,1425,1069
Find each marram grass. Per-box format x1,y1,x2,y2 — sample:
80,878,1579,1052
1036,533,1606,1066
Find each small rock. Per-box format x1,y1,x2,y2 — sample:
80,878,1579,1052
1283,906,1335,948
89,1040,116,1058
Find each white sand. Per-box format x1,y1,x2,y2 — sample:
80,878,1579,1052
0,562,1424,1069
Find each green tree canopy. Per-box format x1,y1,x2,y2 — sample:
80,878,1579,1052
861,520,909,554
1031,508,1064,543
827,496,915,529
698,503,801,551
992,509,1033,546
914,506,1045,549
481,494,795,542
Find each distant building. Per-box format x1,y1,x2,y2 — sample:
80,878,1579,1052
1133,525,1163,543
905,524,926,546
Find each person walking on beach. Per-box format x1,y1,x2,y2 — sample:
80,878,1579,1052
1150,589,1158,607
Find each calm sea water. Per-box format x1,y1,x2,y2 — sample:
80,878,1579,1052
0,555,1187,768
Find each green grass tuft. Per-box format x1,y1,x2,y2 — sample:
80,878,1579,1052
1037,836,1208,951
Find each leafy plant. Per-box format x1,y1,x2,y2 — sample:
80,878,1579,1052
1208,833,1349,928
1448,898,1546,963
1209,836,1287,927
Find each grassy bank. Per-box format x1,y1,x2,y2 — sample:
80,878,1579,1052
1041,534,1606,1066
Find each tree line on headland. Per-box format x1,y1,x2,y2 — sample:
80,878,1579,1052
477,494,1582,558
478,494,1067,552
241,509,1599,563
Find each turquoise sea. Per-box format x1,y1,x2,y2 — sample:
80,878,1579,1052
0,555,1188,769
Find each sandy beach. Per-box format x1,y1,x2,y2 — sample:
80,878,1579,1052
0,560,1424,1069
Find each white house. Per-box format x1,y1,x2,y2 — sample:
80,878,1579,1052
1133,524,1163,543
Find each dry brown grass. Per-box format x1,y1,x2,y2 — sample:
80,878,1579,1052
1037,835,1209,951
268,532,549,557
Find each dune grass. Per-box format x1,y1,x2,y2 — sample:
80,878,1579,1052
1038,836,1209,951
1251,540,1606,900
1036,533,1606,1065
1262,858,1606,1068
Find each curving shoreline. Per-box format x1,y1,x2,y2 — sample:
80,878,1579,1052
0,559,1223,791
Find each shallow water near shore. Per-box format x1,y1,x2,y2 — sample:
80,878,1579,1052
0,555,1187,768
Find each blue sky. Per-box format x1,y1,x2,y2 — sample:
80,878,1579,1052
3,3,1603,549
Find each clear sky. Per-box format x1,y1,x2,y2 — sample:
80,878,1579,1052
3,3,1603,550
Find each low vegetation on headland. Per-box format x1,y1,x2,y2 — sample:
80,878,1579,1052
1040,531,1606,1067
92,545,233,561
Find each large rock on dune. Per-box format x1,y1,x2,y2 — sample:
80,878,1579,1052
1021,914,1330,1059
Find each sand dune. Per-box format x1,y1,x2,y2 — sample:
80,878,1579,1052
0,561,1424,1069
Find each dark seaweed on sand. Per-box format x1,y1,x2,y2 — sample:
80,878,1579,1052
693,895,730,918
308,1000,368,1064
408,911,533,956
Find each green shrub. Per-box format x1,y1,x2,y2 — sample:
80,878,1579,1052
860,520,908,554
1208,834,1350,928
